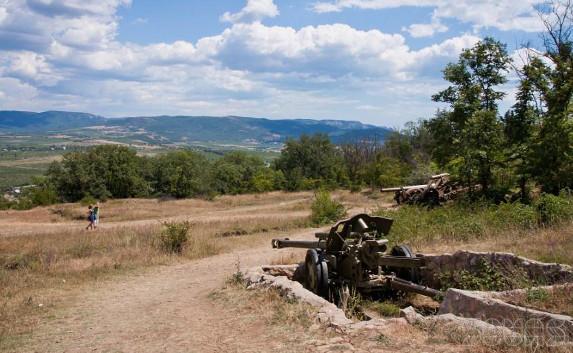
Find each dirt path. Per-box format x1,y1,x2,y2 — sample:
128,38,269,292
15,230,317,353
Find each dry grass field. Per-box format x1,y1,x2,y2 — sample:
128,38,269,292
1,190,572,352
0,190,382,349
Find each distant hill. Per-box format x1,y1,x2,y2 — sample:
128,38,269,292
0,111,391,148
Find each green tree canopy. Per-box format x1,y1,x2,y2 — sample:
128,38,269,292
151,150,211,198
274,134,346,190
48,145,148,201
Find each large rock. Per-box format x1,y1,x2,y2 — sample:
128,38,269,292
440,288,573,344
421,250,573,289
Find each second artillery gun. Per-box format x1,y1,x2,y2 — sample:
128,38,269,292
271,214,442,300
381,173,480,206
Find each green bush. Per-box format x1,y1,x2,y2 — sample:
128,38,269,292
438,259,528,291
310,190,346,226
80,195,98,207
12,197,34,210
494,201,537,229
534,192,573,225
364,300,401,317
158,221,192,254
0,196,15,210
24,185,59,206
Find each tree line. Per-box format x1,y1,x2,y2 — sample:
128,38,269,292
0,131,430,209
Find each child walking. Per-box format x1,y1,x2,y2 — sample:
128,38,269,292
86,205,95,230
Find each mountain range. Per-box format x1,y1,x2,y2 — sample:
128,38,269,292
0,110,392,149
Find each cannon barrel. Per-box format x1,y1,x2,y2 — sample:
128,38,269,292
388,277,443,299
380,184,428,192
271,238,326,249
380,187,403,192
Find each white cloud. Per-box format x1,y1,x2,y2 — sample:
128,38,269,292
403,17,448,38
313,0,437,13
131,17,148,25
201,22,478,81
0,0,129,52
313,0,546,32
220,0,279,23
26,0,131,18
0,7,7,24
3,51,61,86
0,77,39,105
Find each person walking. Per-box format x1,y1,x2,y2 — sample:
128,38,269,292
93,203,100,229
86,205,95,230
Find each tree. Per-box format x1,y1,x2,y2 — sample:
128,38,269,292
340,136,383,186
365,154,410,188
48,145,148,201
525,0,573,193
274,134,345,190
428,38,511,192
212,151,266,194
502,60,544,200
151,150,211,198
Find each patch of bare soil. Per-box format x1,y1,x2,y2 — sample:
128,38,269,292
11,230,318,353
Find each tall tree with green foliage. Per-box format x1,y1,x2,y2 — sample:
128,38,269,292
503,59,544,200
525,0,573,193
428,37,511,192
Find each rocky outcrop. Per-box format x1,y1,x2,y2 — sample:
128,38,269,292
421,251,573,289
440,288,573,343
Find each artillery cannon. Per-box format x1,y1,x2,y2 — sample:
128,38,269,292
271,214,442,300
381,173,481,206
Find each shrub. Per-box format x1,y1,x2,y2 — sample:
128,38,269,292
12,197,34,210
437,259,519,291
310,190,346,226
494,201,537,229
80,195,98,207
365,300,401,317
349,183,362,193
158,221,192,253
526,287,549,303
0,196,15,210
24,185,59,206
534,193,573,225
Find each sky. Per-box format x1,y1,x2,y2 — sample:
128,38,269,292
0,0,549,126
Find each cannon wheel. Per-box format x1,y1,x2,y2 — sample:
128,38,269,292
390,245,420,283
304,249,329,298
424,188,440,207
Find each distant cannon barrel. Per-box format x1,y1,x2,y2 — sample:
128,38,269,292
380,187,403,192
380,184,428,192
431,173,450,178
271,238,325,249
